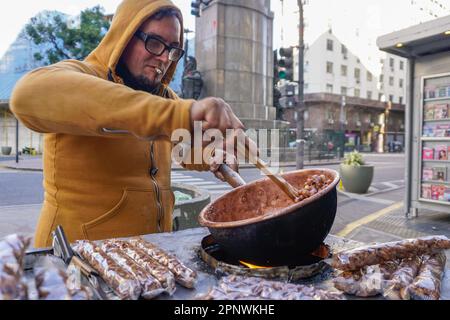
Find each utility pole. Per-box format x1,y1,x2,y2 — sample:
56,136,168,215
296,0,305,169
339,95,346,158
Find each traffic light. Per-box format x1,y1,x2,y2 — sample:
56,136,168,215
191,0,213,17
279,96,297,108
278,83,297,109
191,0,201,17
278,47,294,81
273,50,280,86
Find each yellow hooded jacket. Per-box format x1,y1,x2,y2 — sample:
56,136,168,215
11,0,208,248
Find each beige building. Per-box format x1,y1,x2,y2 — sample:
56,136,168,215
281,93,405,153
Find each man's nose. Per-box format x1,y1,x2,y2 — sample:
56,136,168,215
154,49,170,64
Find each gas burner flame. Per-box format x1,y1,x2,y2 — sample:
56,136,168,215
239,261,271,269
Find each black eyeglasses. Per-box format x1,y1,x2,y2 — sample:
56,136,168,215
134,30,185,62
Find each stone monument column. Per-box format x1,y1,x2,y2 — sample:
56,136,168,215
195,0,287,131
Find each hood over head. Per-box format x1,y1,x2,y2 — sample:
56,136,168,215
86,0,184,88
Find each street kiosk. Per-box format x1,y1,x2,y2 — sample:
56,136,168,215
377,15,450,217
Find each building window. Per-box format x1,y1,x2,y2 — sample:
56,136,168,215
326,108,334,120
380,74,384,82
400,61,404,70
399,96,403,104
354,68,361,82
379,93,384,101
389,94,394,102
354,88,361,97
341,87,347,96
326,84,334,93
341,65,348,77
389,76,394,86
327,39,334,51
389,58,395,69
399,79,404,88
326,61,334,74
341,45,348,58
367,91,373,100
357,58,361,64
367,71,373,82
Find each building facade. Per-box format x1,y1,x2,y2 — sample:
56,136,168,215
379,53,407,105
282,93,405,153
299,30,380,101
282,29,407,152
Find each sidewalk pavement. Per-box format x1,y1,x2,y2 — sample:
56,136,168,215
0,156,43,171
335,201,450,244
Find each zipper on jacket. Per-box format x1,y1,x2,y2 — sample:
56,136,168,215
149,141,165,232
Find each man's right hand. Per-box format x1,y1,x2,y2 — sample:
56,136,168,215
190,97,245,133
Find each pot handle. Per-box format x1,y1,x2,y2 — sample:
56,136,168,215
218,164,246,188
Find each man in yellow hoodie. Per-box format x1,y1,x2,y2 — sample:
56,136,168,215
11,0,243,248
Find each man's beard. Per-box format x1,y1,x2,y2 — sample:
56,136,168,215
116,61,162,94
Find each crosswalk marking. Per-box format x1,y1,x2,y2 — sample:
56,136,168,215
171,172,231,196
171,178,204,182
339,178,406,200
382,182,399,189
208,190,233,195
197,185,231,190
187,181,218,186
388,180,405,184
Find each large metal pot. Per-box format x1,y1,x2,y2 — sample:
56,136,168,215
198,168,340,266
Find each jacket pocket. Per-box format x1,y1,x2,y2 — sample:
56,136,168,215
82,189,158,241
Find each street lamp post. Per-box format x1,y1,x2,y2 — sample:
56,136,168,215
296,0,305,170
340,95,346,132
339,95,346,157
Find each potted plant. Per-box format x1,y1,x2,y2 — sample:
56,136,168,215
339,151,374,194
1,110,12,156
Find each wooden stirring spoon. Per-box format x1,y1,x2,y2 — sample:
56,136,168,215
236,135,301,202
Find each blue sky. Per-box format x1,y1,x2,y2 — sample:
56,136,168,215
0,0,448,75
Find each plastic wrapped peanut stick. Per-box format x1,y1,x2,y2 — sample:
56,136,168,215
73,240,141,300
332,236,450,271
100,241,164,300
129,238,197,289
111,240,176,295
407,252,446,300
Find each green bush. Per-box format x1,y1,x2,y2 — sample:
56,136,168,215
342,151,365,166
